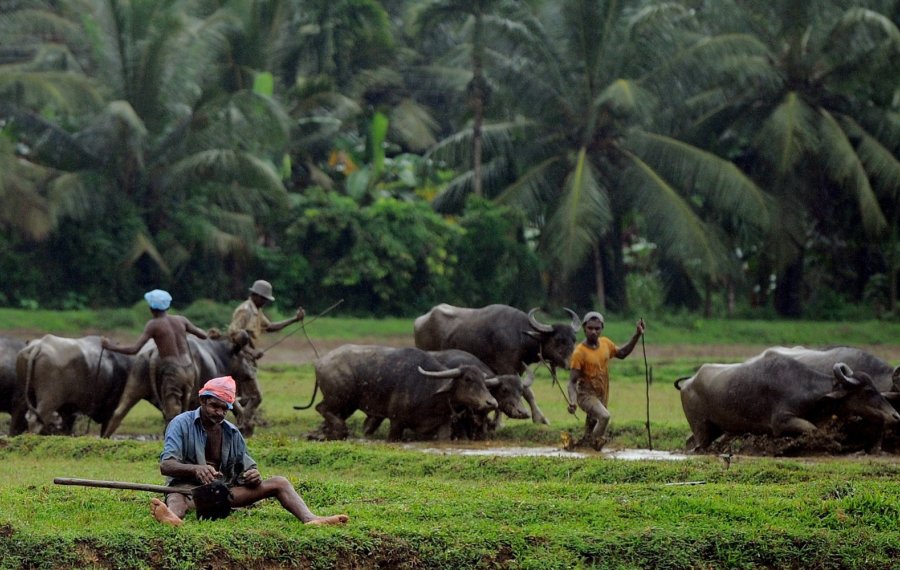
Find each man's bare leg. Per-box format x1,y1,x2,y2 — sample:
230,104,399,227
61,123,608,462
150,498,184,527
231,476,349,525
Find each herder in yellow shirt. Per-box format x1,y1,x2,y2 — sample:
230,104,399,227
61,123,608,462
567,312,645,450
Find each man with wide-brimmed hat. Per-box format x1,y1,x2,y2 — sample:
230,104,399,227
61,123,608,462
227,280,304,435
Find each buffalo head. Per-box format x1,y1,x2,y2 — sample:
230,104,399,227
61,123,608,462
418,365,498,412
523,308,580,370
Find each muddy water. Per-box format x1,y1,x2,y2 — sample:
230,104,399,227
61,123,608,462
404,442,689,461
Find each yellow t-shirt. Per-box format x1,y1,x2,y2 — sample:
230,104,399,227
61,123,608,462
569,338,617,405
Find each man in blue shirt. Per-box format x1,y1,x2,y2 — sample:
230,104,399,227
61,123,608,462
150,376,349,527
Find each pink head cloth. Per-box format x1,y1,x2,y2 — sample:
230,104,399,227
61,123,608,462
198,376,236,409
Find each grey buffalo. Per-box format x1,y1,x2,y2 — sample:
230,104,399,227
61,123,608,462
101,335,256,438
313,344,498,441
16,335,134,435
414,304,579,425
1,336,27,435
676,352,900,451
761,346,900,392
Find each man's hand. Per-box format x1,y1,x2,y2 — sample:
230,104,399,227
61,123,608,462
100,337,111,349
241,468,262,488
567,403,577,415
635,318,646,336
295,307,305,322
194,465,223,485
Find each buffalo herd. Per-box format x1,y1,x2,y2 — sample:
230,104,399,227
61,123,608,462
2,304,899,456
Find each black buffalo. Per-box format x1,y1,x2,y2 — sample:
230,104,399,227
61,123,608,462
429,349,532,439
761,346,900,392
1,336,27,435
414,304,579,425
16,334,134,435
676,352,900,452
313,344,498,441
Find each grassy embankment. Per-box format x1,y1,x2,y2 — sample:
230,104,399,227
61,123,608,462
1,309,899,568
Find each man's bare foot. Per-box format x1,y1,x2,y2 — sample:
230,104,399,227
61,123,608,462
151,498,184,527
304,514,349,526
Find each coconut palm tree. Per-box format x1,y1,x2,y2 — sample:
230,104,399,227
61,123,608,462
414,0,529,199
676,0,900,315
428,0,771,310
1,0,293,300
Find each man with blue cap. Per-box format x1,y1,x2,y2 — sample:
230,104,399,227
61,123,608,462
103,289,208,425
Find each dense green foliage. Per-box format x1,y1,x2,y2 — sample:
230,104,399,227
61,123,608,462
1,0,898,320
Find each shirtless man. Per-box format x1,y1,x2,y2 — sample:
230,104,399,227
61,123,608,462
150,376,349,527
102,289,208,424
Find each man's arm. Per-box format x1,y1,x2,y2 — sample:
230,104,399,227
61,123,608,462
265,307,305,333
614,318,646,359
160,458,222,485
179,316,208,340
101,322,154,355
566,370,580,414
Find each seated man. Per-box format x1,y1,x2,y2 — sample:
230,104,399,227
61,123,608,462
150,376,348,527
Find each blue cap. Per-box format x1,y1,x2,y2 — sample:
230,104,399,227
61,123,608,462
144,289,172,311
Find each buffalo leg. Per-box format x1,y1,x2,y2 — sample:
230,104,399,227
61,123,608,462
362,416,385,436
102,386,150,438
773,415,817,437
315,401,349,440
522,386,549,425
387,422,405,441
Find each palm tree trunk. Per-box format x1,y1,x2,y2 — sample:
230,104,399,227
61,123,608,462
592,244,606,309
471,13,485,198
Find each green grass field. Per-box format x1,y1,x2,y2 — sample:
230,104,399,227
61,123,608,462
1,309,899,568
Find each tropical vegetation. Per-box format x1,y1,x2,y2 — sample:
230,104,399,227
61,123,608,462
1,0,897,320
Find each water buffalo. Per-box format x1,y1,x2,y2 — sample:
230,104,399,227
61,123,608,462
101,335,256,438
429,349,532,439
413,304,580,425
0,336,27,435
16,335,134,435
676,352,900,451
313,344,498,441
761,346,900,392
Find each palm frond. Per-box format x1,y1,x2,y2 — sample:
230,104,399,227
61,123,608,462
167,150,287,205
494,155,564,217
595,79,656,123
755,91,819,177
125,230,171,275
626,130,771,230
622,150,726,276
389,99,439,152
0,70,103,114
818,109,887,235
838,116,900,202
542,148,613,278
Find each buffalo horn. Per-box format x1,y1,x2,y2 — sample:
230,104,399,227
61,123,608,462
484,376,500,388
833,362,860,386
527,308,554,333
418,366,461,379
564,307,580,332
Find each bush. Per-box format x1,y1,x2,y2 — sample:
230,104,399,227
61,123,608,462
181,299,235,331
